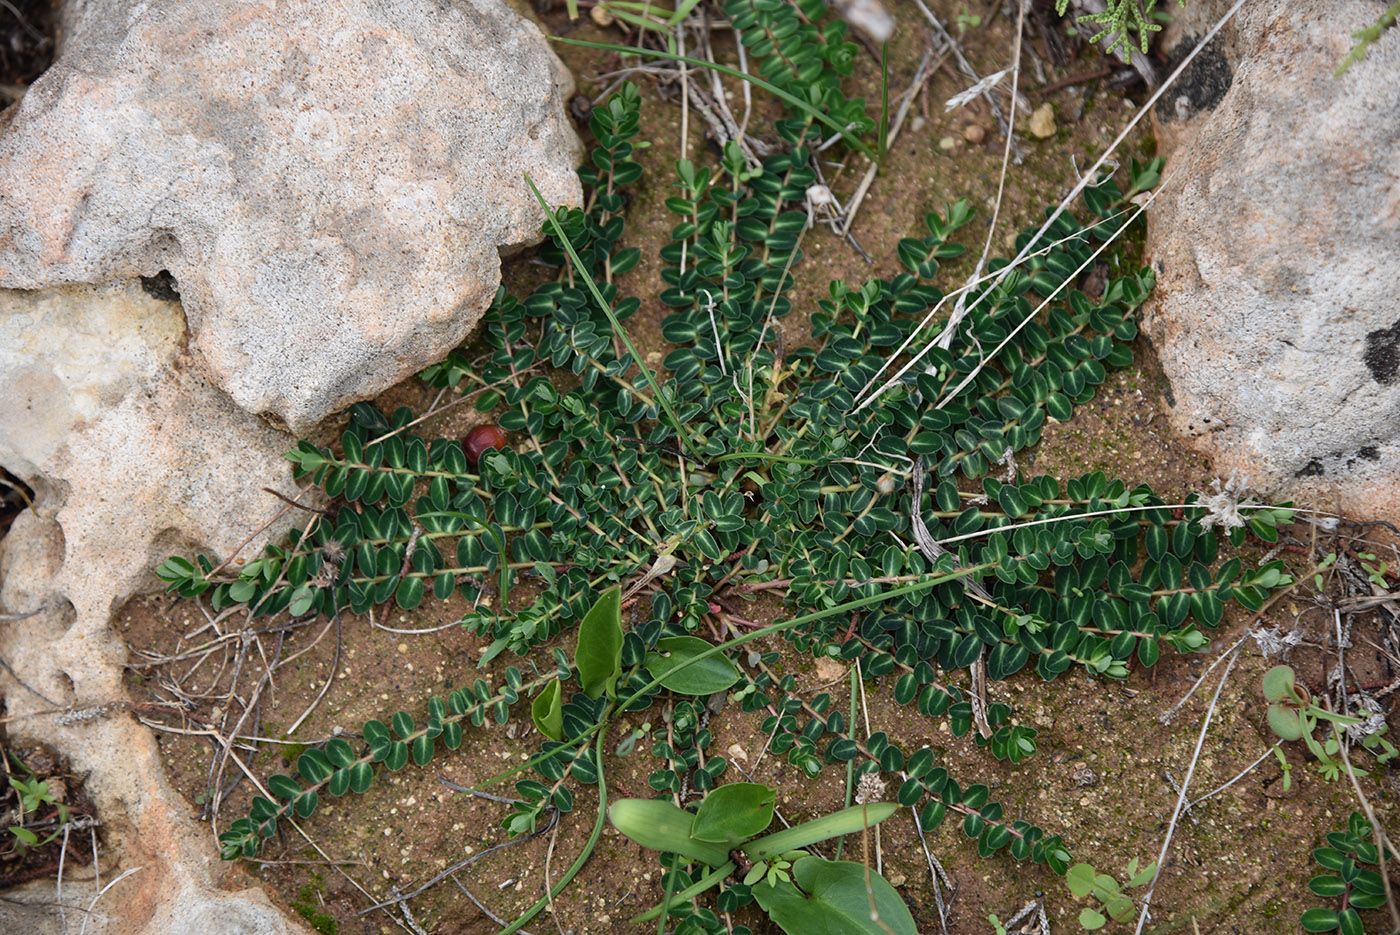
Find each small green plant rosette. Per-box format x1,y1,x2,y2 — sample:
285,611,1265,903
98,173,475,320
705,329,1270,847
1262,664,1309,741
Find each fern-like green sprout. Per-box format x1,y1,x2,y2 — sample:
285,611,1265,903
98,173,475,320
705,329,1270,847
1056,0,1171,57
1335,1,1400,76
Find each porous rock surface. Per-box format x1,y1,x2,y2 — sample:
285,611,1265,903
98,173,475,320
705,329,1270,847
0,282,308,933
0,0,583,930
0,0,582,434
1143,0,1400,519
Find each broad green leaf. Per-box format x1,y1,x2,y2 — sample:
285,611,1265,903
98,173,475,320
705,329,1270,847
1066,863,1096,898
691,782,776,844
750,857,917,935
745,804,901,860
531,680,564,741
1307,874,1346,897
1337,908,1363,935
1079,908,1107,930
644,636,742,695
1267,704,1305,741
1262,665,1298,702
576,586,623,699
607,798,731,866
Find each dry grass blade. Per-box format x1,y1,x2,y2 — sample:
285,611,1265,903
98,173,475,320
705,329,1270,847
853,0,1250,413
1133,645,1242,935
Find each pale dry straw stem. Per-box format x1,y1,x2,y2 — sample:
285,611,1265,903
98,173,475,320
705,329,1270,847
57,820,70,933
1158,634,1249,725
282,601,343,736
848,205,1140,413
853,0,1250,412
939,0,1026,353
932,190,1158,409
1186,739,1283,810
202,724,416,933
854,661,886,874
909,0,1011,133
77,867,143,935
1133,644,1242,935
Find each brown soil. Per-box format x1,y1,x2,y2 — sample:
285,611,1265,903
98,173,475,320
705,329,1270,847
111,4,1398,935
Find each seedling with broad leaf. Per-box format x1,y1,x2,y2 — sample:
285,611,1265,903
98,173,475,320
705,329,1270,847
1065,858,1155,929
1262,665,1396,782
609,782,915,935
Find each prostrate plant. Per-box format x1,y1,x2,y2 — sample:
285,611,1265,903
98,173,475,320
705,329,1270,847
1301,811,1396,933
151,1,1301,926
157,80,1294,876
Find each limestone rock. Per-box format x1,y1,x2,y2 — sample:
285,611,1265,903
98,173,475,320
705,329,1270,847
0,0,582,434
1143,0,1400,520
1028,102,1056,139
0,282,310,934
0,282,306,613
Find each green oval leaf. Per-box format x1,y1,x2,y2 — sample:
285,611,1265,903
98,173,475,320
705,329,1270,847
1267,703,1304,741
691,782,776,844
1262,665,1298,702
607,798,731,866
1300,908,1340,932
644,636,742,695
348,761,374,794
750,857,918,935
531,679,564,742
576,586,623,699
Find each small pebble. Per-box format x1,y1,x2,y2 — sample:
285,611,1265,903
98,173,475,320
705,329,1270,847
963,124,985,144
1029,102,1056,139
938,135,957,151
589,4,614,26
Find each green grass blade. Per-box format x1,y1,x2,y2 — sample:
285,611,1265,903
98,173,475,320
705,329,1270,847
468,563,989,793
877,42,890,174
495,725,610,935
631,861,736,923
551,37,877,161
525,174,701,463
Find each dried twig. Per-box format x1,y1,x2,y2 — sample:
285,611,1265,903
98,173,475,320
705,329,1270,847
1133,645,1242,935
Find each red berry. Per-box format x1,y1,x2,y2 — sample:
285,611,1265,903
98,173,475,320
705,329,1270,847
463,424,508,467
